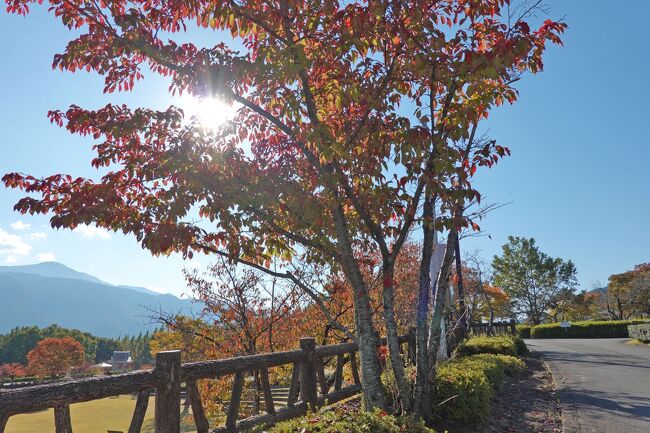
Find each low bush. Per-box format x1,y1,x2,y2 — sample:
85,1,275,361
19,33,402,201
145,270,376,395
511,335,529,355
516,324,531,339
530,320,648,339
628,324,650,343
433,353,525,426
457,354,525,387
266,406,435,433
433,360,492,425
455,335,527,357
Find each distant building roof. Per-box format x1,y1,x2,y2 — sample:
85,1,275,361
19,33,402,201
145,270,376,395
110,351,132,363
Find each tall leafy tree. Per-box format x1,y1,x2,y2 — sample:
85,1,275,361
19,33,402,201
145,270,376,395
606,263,650,319
3,0,565,415
492,236,577,325
26,337,85,378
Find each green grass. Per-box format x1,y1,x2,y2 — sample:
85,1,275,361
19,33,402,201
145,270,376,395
5,395,216,433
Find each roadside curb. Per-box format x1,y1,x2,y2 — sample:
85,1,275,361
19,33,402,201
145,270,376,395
538,354,581,433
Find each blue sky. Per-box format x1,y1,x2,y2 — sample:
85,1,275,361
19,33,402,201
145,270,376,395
1,1,648,296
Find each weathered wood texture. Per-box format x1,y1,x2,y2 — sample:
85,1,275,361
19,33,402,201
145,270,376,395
210,384,362,433
0,369,158,415
299,337,318,409
54,405,72,433
186,381,209,433
181,350,304,383
225,372,244,432
468,320,517,335
316,358,328,396
286,363,300,407
259,368,275,415
155,351,181,433
350,352,361,385
211,403,308,433
0,333,411,433
128,391,150,433
334,354,345,391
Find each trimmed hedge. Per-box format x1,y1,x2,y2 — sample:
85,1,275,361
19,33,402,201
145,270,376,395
516,324,531,339
433,354,524,425
628,324,650,342
511,336,529,355
455,335,528,357
530,320,648,339
265,406,435,433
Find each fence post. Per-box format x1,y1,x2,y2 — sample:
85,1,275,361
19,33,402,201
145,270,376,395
299,337,318,409
0,413,7,433
509,319,517,335
54,405,72,433
155,350,181,433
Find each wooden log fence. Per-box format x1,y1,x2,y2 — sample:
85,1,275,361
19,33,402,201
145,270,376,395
467,319,517,336
0,332,415,433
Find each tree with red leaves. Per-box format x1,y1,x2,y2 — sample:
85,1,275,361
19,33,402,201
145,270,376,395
0,363,28,381
3,0,565,415
26,337,85,378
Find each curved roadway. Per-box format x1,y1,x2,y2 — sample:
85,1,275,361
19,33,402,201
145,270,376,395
526,338,650,433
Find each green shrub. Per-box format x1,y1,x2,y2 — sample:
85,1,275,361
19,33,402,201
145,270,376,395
455,335,520,357
433,353,524,426
628,324,650,342
516,324,531,339
381,364,416,411
462,354,524,384
433,359,492,425
266,406,435,433
511,335,529,355
530,320,649,339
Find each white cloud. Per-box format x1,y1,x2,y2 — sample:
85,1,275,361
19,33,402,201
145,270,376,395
0,228,32,257
74,224,111,239
10,221,31,231
37,252,56,262
28,232,48,240
4,256,17,264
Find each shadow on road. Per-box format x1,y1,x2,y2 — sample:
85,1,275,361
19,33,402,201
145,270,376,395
560,388,650,419
537,350,650,370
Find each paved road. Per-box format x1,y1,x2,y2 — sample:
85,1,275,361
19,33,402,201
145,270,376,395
526,338,650,433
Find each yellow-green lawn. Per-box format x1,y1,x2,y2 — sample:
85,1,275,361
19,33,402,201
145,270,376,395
5,395,204,433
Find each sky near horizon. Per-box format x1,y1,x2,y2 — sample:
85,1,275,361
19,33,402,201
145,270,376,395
0,1,648,297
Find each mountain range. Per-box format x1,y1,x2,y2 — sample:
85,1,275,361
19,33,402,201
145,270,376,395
0,262,202,337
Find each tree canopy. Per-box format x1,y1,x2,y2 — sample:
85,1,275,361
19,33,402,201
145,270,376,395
492,236,577,325
3,0,565,416
26,337,85,378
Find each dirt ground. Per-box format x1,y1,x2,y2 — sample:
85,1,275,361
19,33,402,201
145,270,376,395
461,354,562,433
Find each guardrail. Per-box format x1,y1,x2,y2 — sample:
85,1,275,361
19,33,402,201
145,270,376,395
0,333,415,433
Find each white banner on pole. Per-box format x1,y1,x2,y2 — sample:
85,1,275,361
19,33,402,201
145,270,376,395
429,243,446,281
430,242,448,359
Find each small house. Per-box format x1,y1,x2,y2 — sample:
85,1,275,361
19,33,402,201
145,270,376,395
109,351,133,372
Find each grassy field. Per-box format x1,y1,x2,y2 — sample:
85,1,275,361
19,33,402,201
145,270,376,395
5,395,205,433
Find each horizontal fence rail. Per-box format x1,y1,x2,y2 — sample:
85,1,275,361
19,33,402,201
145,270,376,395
0,332,415,433
467,319,517,335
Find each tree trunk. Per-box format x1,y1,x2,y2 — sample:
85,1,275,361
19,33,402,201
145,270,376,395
423,229,457,411
454,235,467,339
413,190,435,418
331,203,386,410
381,261,412,414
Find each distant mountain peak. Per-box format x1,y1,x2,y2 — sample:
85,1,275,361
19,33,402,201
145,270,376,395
0,261,104,284
0,261,167,296
0,264,201,337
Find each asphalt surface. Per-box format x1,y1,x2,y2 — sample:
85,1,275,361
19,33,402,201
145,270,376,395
526,338,650,433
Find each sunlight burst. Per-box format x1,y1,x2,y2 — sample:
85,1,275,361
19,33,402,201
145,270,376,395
178,94,238,130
